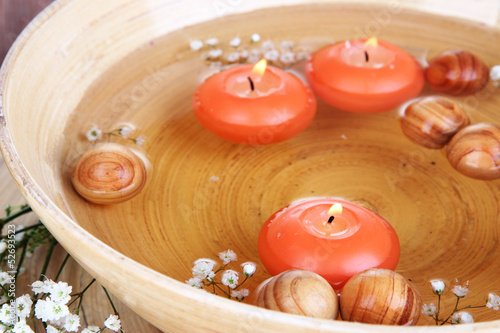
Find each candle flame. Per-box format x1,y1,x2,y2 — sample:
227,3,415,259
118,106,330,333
328,203,343,216
365,37,378,48
252,59,267,77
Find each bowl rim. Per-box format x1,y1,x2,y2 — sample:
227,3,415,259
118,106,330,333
1,0,499,332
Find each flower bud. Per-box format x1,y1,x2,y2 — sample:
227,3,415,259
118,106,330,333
430,280,445,295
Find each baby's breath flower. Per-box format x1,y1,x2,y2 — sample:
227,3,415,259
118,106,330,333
229,37,241,48
219,250,237,265
221,270,239,289
430,280,445,295
486,293,500,310
0,241,6,254
490,65,500,82
231,289,249,301
264,50,280,62
250,33,261,43
207,49,223,59
239,50,249,60
450,311,474,324
189,40,204,51
34,298,69,322
296,51,309,61
280,52,295,64
192,258,217,279
206,271,215,282
0,272,11,286
46,326,60,333
451,285,470,298
225,52,240,63
81,326,100,333
63,313,81,332
0,304,15,325
205,38,219,47
86,126,102,142
12,322,34,333
261,40,275,52
31,281,44,294
50,281,72,305
119,125,133,139
134,134,146,147
280,40,295,51
186,277,204,288
15,294,33,318
241,262,256,277
104,314,121,332
422,303,437,316
248,49,261,64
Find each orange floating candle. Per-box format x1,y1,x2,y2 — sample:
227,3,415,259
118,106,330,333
193,60,317,144
305,38,424,113
258,198,400,289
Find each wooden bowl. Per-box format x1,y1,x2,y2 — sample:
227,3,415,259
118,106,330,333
1,1,499,332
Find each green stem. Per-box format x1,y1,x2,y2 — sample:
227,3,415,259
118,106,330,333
102,286,119,315
38,238,58,280
14,239,29,280
440,296,461,325
68,278,96,307
457,304,486,311
213,283,230,298
1,205,32,223
1,222,44,240
435,294,441,325
55,253,71,280
233,276,248,290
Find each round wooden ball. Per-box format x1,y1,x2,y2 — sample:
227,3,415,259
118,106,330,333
425,49,489,96
400,96,470,149
446,123,500,180
252,269,339,320
339,268,421,325
71,143,147,204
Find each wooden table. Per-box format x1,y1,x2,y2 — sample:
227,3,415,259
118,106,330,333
0,1,498,332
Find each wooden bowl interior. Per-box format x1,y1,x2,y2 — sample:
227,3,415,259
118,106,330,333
2,1,500,331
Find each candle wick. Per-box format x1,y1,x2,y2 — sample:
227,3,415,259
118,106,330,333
327,216,334,224
248,76,255,91
364,51,369,62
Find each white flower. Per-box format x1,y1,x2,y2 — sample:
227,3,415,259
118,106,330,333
192,258,217,279
15,294,33,318
206,271,215,283
218,250,237,265
280,52,295,64
34,298,69,322
241,262,256,277
296,51,309,61
31,280,46,294
229,37,241,48
261,40,275,52
207,49,223,59
119,125,133,139
63,314,81,332
221,270,239,289
421,303,437,316
50,281,72,305
451,285,470,298
280,40,295,51
0,272,12,286
81,326,100,333
46,326,60,333
450,311,474,324
205,38,219,47
264,50,280,62
86,126,102,142
239,50,249,60
0,304,15,325
231,289,249,301
189,40,203,51
490,65,500,81
186,277,204,288
134,134,146,147
248,49,261,64
486,293,500,310
104,315,121,332
224,52,240,63
12,322,34,333
250,33,261,43
0,241,6,254
430,280,445,295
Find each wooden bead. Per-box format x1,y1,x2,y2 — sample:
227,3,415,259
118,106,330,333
72,143,147,204
446,123,500,180
339,268,421,325
425,50,489,96
400,96,470,149
252,269,339,319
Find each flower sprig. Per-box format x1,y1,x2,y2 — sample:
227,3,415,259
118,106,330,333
190,34,310,70
86,125,146,147
422,279,500,325
186,250,256,302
